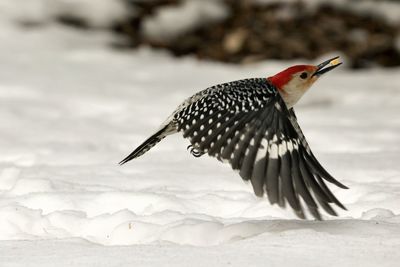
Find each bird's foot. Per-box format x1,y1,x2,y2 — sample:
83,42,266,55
187,145,205,158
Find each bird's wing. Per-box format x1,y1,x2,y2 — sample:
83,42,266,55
175,78,347,220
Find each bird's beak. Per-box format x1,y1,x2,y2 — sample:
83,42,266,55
312,56,342,77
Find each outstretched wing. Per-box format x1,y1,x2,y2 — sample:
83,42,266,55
174,78,347,220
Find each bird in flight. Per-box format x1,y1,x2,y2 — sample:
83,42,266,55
120,56,348,220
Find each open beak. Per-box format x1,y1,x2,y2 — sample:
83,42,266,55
312,56,342,77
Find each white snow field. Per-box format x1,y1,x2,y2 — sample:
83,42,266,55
0,23,400,266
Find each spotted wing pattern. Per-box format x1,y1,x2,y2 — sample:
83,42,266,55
174,78,347,220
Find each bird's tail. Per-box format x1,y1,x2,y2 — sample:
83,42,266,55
119,122,176,165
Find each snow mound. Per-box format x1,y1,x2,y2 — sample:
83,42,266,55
142,0,229,42
0,0,128,27
47,0,129,28
1,203,400,246
0,0,48,24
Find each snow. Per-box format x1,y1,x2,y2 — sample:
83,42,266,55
0,0,128,27
47,0,129,28
1,222,400,267
0,22,400,266
254,0,400,24
142,0,228,42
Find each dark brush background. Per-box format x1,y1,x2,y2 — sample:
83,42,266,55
49,0,400,69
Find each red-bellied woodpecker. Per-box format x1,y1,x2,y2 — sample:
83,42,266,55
120,56,347,220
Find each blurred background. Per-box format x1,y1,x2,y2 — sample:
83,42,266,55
2,0,400,68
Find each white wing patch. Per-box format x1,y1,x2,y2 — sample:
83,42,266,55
255,138,269,162
269,143,279,159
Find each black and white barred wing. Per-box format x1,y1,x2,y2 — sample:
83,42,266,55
175,78,347,220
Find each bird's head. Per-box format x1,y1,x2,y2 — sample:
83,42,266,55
267,56,342,108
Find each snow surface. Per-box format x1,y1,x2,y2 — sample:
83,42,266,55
0,23,400,266
0,0,128,27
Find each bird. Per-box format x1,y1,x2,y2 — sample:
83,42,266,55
120,56,348,220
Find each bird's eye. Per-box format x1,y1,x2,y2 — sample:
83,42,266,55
300,72,308,79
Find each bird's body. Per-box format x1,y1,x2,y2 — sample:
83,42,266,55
120,57,347,220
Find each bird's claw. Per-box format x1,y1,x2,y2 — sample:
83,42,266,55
187,145,205,158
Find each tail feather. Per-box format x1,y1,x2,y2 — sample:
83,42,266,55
119,123,176,165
